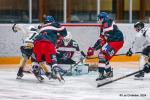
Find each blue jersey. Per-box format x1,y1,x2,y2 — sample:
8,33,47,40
101,19,124,42
35,22,67,46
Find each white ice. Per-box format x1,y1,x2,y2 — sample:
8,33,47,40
0,63,150,100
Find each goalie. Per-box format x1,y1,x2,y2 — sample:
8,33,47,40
56,32,88,75
126,21,150,79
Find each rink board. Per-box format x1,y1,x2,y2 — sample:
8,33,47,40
0,54,140,64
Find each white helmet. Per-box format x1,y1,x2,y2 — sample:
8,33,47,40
28,25,36,31
63,31,72,46
25,25,37,34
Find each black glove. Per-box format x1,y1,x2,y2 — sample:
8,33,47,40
126,48,133,56
12,23,17,32
143,63,150,73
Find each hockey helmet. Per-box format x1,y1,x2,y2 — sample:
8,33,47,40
134,21,144,32
44,15,55,23
63,31,72,46
97,12,109,21
28,25,36,31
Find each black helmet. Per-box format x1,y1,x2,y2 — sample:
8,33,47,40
134,21,144,31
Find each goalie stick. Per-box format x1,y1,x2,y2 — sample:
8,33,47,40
62,51,87,75
97,69,143,87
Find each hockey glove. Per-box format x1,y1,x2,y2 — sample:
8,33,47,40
87,47,94,57
143,63,150,73
126,48,133,56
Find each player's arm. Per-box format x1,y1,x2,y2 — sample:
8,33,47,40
23,26,39,48
52,22,67,37
126,32,144,56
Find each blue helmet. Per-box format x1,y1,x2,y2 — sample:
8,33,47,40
44,16,55,23
97,12,109,20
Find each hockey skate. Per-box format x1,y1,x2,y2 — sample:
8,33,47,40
105,70,113,78
45,72,54,80
52,66,65,82
134,71,144,80
96,73,106,81
16,67,24,79
32,66,44,82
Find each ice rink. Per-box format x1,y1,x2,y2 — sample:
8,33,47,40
0,62,150,100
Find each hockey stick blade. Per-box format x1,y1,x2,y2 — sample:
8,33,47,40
97,69,143,87
81,51,86,57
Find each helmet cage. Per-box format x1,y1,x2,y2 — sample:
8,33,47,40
134,22,144,32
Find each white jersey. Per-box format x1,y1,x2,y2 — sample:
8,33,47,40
131,27,150,53
14,24,39,46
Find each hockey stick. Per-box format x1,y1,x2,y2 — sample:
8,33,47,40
71,50,87,67
97,69,143,87
86,52,142,59
115,52,141,56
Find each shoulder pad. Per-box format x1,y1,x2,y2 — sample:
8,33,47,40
51,22,61,28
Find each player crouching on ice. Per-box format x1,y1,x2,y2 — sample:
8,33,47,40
12,24,39,79
126,21,150,79
56,32,88,75
87,12,124,81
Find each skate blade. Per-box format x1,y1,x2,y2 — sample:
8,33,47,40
134,77,144,80
35,76,44,82
55,74,65,82
97,78,112,86
16,76,23,79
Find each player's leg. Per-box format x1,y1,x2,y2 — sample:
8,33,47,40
143,57,150,73
96,53,108,81
102,41,123,79
134,55,145,78
46,53,65,81
16,46,32,79
16,57,28,79
31,61,44,81
33,42,49,81
135,46,150,78
105,62,113,78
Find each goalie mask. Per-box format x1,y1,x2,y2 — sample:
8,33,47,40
63,31,72,46
134,21,144,32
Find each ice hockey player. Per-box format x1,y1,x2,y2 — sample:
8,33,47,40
33,15,67,81
126,21,150,79
87,12,124,81
12,24,39,79
56,31,82,64
56,32,87,75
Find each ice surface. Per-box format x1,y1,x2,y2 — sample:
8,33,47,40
0,64,150,100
